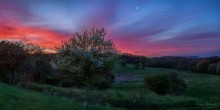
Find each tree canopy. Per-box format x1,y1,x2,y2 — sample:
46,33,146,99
55,27,118,89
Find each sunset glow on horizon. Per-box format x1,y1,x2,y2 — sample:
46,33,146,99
0,0,220,57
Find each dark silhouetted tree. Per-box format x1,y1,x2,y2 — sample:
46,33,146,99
208,63,217,74
194,59,210,73
55,27,118,89
0,40,43,84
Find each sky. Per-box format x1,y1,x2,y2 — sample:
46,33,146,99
0,0,220,57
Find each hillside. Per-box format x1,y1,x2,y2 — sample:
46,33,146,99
0,83,122,110
1,66,220,110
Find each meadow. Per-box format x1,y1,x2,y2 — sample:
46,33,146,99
1,65,220,110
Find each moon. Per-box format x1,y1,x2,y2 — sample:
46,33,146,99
136,6,140,11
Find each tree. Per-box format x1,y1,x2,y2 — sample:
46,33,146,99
217,62,220,75
194,59,210,73
55,27,118,89
0,40,43,84
207,63,217,74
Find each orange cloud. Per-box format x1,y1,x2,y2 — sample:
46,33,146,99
0,21,68,50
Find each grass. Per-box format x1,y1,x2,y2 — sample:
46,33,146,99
26,83,203,110
1,65,220,110
0,83,123,110
113,65,220,109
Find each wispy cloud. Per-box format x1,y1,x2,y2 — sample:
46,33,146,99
0,0,220,56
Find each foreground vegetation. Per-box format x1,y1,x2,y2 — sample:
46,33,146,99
114,66,220,109
1,66,216,110
0,83,122,110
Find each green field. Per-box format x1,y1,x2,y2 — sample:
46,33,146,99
1,66,220,110
0,83,122,110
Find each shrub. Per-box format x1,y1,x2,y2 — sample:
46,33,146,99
170,73,187,95
144,72,186,95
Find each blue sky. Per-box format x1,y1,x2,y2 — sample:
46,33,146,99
0,0,220,56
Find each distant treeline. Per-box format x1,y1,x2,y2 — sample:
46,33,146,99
0,40,56,86
119,53,220,75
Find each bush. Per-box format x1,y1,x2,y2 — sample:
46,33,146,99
170,73,187,95
144,72,186,95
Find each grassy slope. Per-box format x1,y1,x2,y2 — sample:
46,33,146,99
24,65,220,109
1,65,220,110
116,66,220,103
114,65,220,109
0,83,122,110
27,83,203,110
